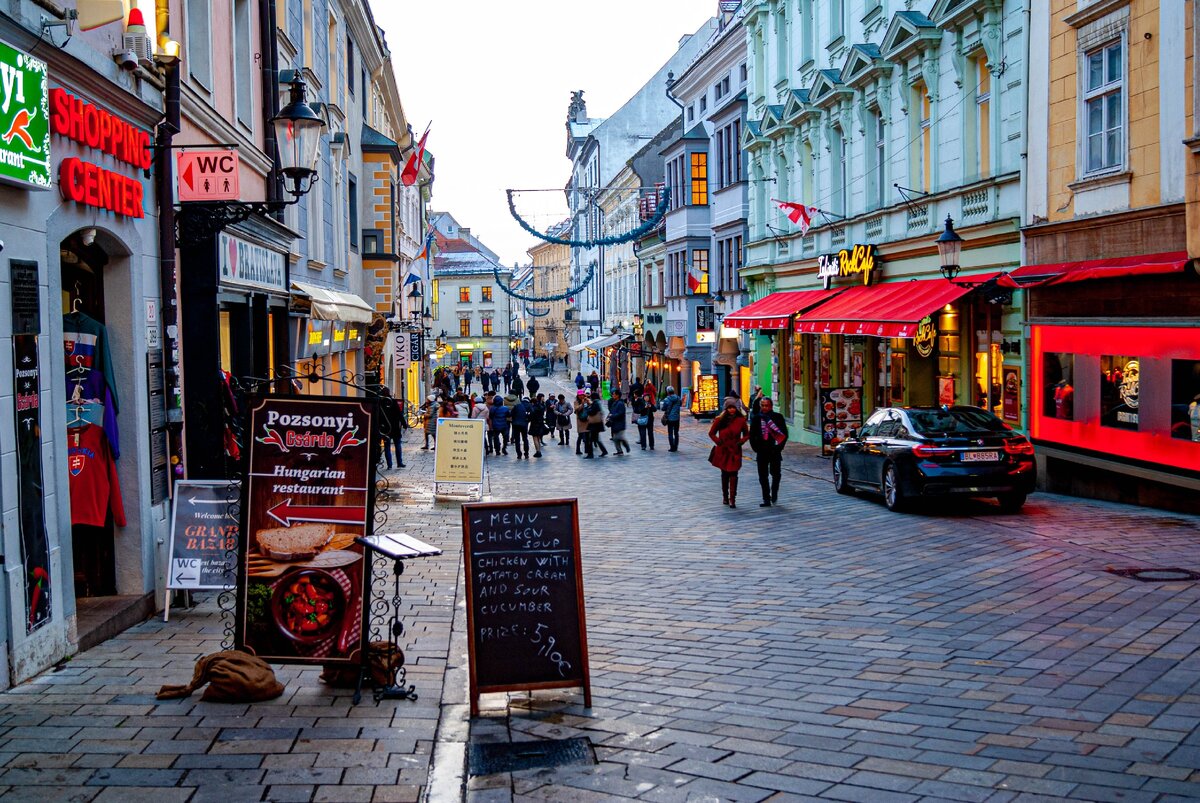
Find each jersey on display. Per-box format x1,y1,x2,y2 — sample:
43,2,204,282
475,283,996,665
68,423,126,528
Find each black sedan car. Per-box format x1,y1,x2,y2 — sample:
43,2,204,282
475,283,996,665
831,406,1036,513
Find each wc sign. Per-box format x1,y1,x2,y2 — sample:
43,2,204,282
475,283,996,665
177,148,240,202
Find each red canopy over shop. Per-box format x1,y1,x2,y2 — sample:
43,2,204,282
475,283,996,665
723,288,843,330
1006,251,1190,285
794,278,977,338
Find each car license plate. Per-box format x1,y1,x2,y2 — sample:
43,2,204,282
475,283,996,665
962,450,1000,462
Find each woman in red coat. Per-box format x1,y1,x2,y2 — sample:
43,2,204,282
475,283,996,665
708,397,750,508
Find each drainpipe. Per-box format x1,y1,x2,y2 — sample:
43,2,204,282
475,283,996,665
261,0,283,204
156,62,183,489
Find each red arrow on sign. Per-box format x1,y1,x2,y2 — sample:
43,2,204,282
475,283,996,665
181,160,194,191
267,499,366,528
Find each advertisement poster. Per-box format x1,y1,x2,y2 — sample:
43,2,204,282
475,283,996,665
938,376,956,406
1002,366,1021,423
168,481,240,590
434,418,485,484
851,351,864,387
819,386,862,456
14,335,51,633
237,396,376,666
1100,355,1139,430
693,374,720,417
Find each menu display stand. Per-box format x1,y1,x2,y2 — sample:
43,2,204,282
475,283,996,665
354,533,442,704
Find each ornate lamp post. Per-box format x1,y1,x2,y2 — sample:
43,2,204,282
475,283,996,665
936,215,963,281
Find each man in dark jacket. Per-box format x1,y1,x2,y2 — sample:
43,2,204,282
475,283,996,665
511,373,524,398
748,397,788,506
509,397,532,459
607,390,630,455
659,387,683,452
526,375,540,397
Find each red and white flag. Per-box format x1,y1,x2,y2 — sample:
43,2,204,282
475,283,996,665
401,124,430,187
686,262,704,293
773,199,820,236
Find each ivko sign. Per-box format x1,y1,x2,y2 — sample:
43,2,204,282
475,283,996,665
50,89,152,218
0,39,51,189
818,244,879,290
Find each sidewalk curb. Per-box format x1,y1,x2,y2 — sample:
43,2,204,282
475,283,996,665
424,545,472,802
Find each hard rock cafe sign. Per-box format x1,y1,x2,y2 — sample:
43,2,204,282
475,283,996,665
817,244,878,290
913,315,936,357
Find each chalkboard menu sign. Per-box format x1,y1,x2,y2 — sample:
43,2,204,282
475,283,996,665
462,499,591,715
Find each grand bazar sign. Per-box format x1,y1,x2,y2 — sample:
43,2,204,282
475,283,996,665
51,88,152,218
818,244,878,290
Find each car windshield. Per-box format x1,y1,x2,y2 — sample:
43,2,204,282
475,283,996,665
908,408,1008,435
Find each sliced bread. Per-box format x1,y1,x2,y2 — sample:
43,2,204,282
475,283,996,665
255,523,335,560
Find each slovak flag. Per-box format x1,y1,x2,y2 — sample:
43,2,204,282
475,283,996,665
686,262,704,293
401,124,430,187
773,199,820,236
404,231,434,285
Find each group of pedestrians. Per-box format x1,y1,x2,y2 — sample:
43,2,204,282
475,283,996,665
706,387,788,508
431,362,533,398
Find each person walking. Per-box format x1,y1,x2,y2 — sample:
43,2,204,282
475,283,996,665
464,367,473,394
585,392,608,458
708,397,750,508
379,389,406,469
554,394,572,445
510,396,532,459
501,365,511,394
587,370,600,396
632,389,656,451
574,371,585,391
492,368,502,394
529,394,548,458
489,395,511,455
573,392,589,455
607,390,631,455
748,396,788,507
526,375,540,398
511,373,525,399
643,380,658,411
630,375,643,400
749,385,765,416
470,394,492,455
660,386,683,452
421,394,438,450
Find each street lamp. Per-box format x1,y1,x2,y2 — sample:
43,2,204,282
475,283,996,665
936,215,963,281
273,73,326,198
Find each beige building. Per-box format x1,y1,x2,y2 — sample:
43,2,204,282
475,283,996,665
528,221,572,368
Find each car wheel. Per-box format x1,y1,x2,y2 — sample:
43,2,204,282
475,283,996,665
832,455,854,495
997,493,1027,513
882,464,907,512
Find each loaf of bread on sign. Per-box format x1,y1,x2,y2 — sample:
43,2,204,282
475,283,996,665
255,524,335,561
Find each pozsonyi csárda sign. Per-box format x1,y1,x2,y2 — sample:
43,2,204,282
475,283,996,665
0,39,50,189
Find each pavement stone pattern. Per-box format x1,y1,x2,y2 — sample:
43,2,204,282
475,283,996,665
0,372,1198,802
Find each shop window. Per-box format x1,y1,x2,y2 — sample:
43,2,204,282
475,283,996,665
219,310,233,373
1043,352,1076,420
1100,354,1139,430
1171,360,1200,441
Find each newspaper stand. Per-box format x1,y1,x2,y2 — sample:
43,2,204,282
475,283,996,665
353,533,442,704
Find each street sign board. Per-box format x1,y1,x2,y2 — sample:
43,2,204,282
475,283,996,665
462,498,591,715
237,395,378,666
0,39,51,189
167,480,239,591
434,418,485,485
177,149,240,202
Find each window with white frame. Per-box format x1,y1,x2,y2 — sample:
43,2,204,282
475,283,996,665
1083,40,1124,175
872,111,886,209
831,128,847,217
233,0,253,126
186,0,212,88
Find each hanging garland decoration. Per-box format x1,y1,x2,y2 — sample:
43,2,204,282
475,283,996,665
493,260,595,304
525,306,551,318
506,186,671,248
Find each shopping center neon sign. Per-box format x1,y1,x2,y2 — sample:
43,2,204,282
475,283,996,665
50,88,151,218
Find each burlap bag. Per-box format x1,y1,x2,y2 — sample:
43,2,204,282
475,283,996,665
156,650,285,703
319,641,404,688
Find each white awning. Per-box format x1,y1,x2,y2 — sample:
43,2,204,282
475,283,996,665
291,281,375,324
569,332,626,352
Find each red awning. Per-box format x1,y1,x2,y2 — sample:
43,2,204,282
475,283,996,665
724,288,844,330
1008,251,1190,285
795,278,976,338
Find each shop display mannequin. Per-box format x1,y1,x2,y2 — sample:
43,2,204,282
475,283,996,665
1053,379,1074,420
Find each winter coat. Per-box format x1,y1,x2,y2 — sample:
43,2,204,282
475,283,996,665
490,403,510,430
607,399,627,432
708,410,750,472
529,404,548,437
470,403,490,430
511,377,525,397
660,394,683,422
749,410,789,456
510,400,532,429
574,399,589,433
575,372,585,389
527,377,540,396
555,401,572,429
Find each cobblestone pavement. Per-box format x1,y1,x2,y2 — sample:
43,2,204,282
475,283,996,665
0,373,1198,802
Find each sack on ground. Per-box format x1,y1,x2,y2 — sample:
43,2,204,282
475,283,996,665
320,641,404,688
156,650,285,703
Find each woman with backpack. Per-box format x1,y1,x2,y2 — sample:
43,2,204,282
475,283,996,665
707,397,750,508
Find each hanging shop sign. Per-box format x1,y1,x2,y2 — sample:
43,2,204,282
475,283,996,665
0,40,51,189
50,88,151,218
913,315,937,357
461,498,591,716
818,244,878,290
178,149,241,202
12,259,51,633
219,233,286,294
695,305,715,332
236,396,377,666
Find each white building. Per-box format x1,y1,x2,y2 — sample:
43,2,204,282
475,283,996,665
429,217,512,371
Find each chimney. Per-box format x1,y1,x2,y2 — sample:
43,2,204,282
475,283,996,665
461,227,471,240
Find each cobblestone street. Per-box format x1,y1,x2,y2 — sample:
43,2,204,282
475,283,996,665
1,375,1199,802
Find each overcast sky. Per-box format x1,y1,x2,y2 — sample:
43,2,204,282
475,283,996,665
376,2,715,267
